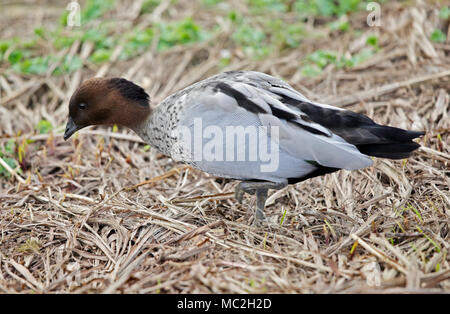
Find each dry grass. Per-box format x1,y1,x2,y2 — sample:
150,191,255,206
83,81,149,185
0,0,449,293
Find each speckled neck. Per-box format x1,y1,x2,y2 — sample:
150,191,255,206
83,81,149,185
134,95,186,157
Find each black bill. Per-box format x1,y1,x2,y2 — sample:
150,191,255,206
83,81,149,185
64,117,80,140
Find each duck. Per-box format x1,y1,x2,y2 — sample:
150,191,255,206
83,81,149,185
64,71,424,223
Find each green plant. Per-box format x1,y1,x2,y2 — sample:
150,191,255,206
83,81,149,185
300,40,377,77
36,120,53,134
232,23,270,58
0,140,20,178
280,207,287,225
201,0,221,6
120,28,154,60
327,16,350,31
430,29,446,43
157,18,209,51
267,19,305,49
52,30,80,49
141,0,161,13
366,34,379,49
295,0,367,17
248,0,287,13
119,19,208,60
439,6,450,20
81,0,116,23
90,48,112,63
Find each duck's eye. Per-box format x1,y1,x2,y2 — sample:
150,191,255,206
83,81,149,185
79,103,87,110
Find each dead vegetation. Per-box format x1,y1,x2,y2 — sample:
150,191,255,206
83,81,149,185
0,0,449,293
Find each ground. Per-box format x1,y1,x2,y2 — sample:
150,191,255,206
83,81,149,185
0,0,449,293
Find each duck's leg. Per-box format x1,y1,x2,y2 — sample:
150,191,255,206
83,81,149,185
235,181,287,222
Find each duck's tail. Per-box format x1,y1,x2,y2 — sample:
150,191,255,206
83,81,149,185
272,94,425,160
353,126,425,159
292,102,425,160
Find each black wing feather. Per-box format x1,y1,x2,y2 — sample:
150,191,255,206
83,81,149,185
274,92,424,159
215,82,330,137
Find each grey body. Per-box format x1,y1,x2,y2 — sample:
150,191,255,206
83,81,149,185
136,71,374,183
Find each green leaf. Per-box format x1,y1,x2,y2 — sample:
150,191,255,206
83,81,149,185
366,35,379,48
0,157,17,178
54,56,83,75
23,39,38,49
0,40,12,54
295,0,366,17
120,28,154,60
5,140,15,155
349,48,375,65
16,56,50,75
416,226,441,253
306,50,337,68
8,50,23,64
328,17,350,31
60,11,69,26
26,58,49,74
439,7,450,20
82,28,107,45
300,64,322,77
430,29,446,43
34,27,46,38
227,10,240,23
90,48,112,63
280,207,287,225
316,0,336,16
141,0,161,13
53,32,79,49
81,0,115,23
232,23,269,58
36,120,53,134
294,1,319,17
336,0,361,16
248,0,287,13
157,18,208,51
267,19,305,49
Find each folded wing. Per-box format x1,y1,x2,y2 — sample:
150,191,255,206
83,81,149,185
185,71,374,172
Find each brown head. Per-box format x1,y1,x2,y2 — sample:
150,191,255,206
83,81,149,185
64,77,151,140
